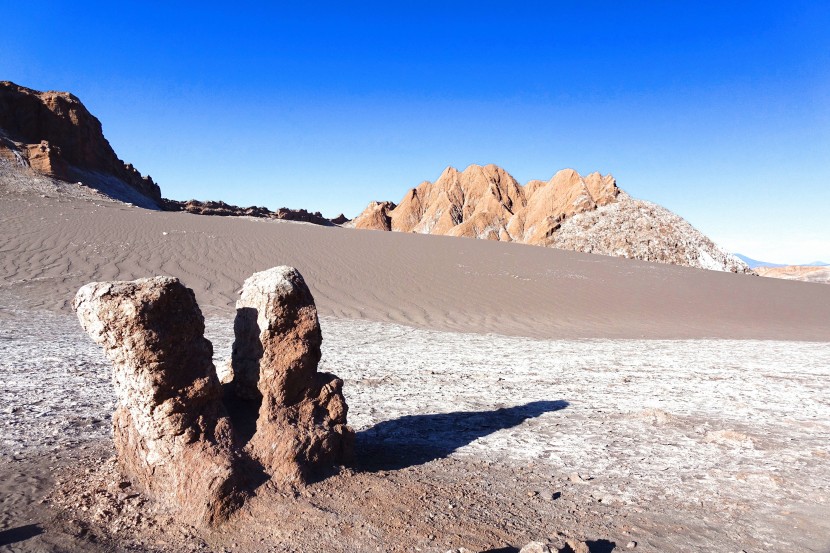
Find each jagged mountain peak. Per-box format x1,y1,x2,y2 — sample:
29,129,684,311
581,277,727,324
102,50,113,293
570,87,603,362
347,164,749,273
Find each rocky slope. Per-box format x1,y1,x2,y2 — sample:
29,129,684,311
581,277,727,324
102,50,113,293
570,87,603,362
0,81,161,207
349,164,750,273
0,82,345,224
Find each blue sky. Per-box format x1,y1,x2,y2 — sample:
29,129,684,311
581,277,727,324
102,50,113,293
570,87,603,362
3,2,828,263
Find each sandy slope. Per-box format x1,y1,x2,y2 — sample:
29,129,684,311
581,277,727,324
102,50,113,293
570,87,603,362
1,191,829,340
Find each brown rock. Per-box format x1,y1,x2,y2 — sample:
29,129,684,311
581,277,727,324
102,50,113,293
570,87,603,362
563,540,591,553
159,198,333,225
519,542,554,553
350,200,396,231
230,266,354,484
73,277,244,527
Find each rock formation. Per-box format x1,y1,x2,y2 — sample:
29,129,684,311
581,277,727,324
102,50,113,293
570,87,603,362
0,81,344,225
73,277,243,526
160,198,334,225
0,81,161,205
351,201,395,231
549,193,750,272
73,268,352,525
347,163,751,273
230,266,354,484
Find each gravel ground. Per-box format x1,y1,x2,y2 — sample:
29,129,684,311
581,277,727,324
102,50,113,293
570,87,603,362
1,306,829,552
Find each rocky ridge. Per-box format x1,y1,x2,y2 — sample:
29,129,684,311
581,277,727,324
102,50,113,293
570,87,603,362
348,164,750,273
0,81,161,206
160,198,334,225
0,81,341,224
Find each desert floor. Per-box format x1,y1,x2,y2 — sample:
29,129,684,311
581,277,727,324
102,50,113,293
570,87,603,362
1,185,829,552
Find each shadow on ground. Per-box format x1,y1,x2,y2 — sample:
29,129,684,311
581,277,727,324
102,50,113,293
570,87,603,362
0,523,44,546
355,399,569,471
480,538,615,552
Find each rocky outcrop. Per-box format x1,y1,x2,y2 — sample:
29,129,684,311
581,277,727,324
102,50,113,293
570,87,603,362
348,164,750,273
0,82,342,223
230,266,353,484
73,277,243,527
0,81,161,205
161,198,333,225
448,539,593,553
549,193,750,272
350,201,396,231
73,268,352,525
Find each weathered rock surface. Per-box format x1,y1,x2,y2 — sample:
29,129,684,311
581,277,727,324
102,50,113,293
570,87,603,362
72,277,243,526
73,268,353,525
350,200,395,231
519,542,555,553
230,266,354,483
347,164,750,273
0,81,161,205
550,193,750,272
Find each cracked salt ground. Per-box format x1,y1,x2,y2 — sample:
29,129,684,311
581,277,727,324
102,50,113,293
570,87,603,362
1,310,829,550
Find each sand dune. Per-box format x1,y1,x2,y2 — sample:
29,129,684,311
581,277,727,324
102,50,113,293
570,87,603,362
2,190,828,341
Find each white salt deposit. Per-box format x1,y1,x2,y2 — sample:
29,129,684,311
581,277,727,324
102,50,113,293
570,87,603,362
1,310,828,549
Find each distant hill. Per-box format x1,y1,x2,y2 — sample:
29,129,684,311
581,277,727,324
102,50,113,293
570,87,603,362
348,164,751,273
0,81,341,224
736,254,829,269
735,254,787,269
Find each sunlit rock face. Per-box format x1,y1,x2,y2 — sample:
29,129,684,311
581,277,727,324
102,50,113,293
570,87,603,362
348,163,751,273
73,276,243,527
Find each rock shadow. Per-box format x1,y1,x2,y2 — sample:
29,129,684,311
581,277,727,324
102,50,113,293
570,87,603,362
0,524,44,546
585,539,616,553
355,400,568,471
223,306,263,447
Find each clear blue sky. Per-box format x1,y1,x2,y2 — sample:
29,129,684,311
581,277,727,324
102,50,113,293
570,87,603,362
3,1,828,263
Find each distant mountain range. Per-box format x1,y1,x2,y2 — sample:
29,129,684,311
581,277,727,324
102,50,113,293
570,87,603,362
736,254,829,269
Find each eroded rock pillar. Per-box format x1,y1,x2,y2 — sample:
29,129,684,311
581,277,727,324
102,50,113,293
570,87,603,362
230,266,354,483
73,277,243,526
